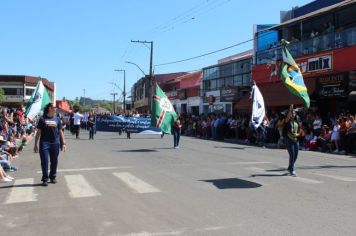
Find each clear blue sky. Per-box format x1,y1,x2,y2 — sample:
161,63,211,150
0,0,310,101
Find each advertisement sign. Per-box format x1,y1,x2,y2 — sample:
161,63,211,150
96,115,162,134
317,73,348,98
220,88,238,102
298,55,332,74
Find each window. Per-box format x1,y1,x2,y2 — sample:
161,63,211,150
234,75,243,86
26,89,34,96
225,77,234,87
217,78,225,89
3,88,23,95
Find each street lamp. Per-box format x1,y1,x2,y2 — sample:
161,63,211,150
125,61,146,76
114,69,126,113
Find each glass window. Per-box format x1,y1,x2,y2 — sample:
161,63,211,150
26,89,34,96
243,74,251,85
210,79,217,90
225,104,232,114
225,77,234,87
217,78,225,89
234,75,243,86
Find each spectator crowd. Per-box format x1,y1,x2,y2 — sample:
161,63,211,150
0,106,36,183
176,109,356,156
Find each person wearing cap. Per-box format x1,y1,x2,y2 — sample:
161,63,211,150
283,104,301,177
34,103,66,186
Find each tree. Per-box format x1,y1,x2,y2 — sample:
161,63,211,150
72,103,82,112
0,88,6,104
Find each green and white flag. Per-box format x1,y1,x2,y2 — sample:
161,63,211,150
25,80,51,120
151,84,177,134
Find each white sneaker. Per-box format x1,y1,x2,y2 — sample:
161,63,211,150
6,176,14,180
0,177,12,183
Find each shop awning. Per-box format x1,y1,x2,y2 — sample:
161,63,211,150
234,79,315,110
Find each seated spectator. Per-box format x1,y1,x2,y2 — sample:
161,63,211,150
317,126,331,152
0,165,14,183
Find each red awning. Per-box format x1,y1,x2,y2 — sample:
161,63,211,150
235,79,315,110
56,100,72,113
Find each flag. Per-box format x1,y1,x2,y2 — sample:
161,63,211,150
280,39,310,108
151,84,177,134
25,80,51,120
251,84,265,129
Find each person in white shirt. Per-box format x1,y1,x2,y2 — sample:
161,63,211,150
73,110,83,139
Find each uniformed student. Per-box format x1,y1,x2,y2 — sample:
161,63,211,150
34,103,66,186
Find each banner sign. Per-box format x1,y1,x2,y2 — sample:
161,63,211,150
95,115,162,134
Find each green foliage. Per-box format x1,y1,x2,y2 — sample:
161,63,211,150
0,88,6,103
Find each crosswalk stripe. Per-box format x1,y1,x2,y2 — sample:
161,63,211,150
113,172,161,193
312,173,356,182
290,176,323,184
5,178,37,204
64,175,101,198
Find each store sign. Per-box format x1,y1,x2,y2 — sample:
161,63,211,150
6,95,23,101
298,55,332,73
220,88,238,102
318,74,347,98
213,104,224,112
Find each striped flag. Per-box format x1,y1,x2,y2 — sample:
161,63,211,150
25,80,51,120
280,39,310,108
151,84,177,134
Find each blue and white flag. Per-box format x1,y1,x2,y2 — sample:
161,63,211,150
251,84,265,129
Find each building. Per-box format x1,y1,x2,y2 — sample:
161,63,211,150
202,50,253,114
163,71,203,115
131,72,187,114
241,0,356,114
0,75,56,107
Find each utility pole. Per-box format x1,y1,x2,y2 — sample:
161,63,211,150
131,40,153,114
110,92,118,114
114,69,126,114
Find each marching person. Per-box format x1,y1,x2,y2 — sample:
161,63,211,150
283,104,301,177
87,112,96,140
73,109,83,139
173,119,182,149
34,103,66,186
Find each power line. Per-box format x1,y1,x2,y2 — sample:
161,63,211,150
155,29,278,67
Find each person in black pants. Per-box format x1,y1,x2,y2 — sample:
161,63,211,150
88,112,96,140
34,103,66,186
173,119,182,149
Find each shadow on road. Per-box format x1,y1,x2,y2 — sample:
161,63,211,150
0,183,43,189
201,178,262,189
115,149,158,153
250,173,289,177
214,146,245,150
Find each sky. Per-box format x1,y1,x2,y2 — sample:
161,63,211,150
0,0,311,101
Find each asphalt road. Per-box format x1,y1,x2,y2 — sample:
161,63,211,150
1,131,356,236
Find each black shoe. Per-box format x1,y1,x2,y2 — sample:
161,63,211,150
42,181,48,187
50,179,57,184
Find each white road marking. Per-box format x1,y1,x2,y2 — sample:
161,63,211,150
64,175,101,198
5,178,37,204
36,166,132,173
312,173,356,182
113,172,161,193
290,176,323,184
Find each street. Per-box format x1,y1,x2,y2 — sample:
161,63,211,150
1,131,356,236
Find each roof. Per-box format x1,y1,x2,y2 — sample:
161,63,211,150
218,50,254,64
179,71,202,89
268,0,356,30
235,79,316,110
155,72,188,84
0,75,55,91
